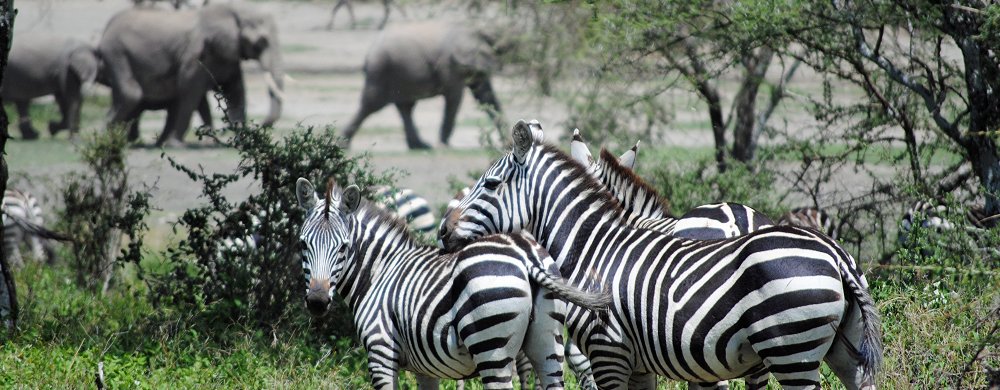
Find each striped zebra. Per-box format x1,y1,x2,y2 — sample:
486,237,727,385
294,178,611,389
440,120,882,390
778,207,838,240
569,129,774,240
2,189,63,267
371,185,437,234
897,200,994,252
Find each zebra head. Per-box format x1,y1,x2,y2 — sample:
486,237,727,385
295,178,361,317
440,119,545,251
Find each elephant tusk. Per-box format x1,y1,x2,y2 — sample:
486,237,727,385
264,73,286,103
284,74,296,83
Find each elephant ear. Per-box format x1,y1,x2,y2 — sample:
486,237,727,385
58,42,98,93
451,26,499,75
68,45,99,86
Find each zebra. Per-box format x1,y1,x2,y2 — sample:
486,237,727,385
2,189,64,267
371,185,437,234
778,207,838,240
896,200,995,254
440,120,882,390
294,178,611,389
569,128,774,240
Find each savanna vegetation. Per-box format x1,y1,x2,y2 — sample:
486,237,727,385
1,0,999,389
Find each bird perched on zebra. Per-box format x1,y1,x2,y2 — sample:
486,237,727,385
2,189,67,267
295,178,611,389
440,120,882,390
778,207,838,240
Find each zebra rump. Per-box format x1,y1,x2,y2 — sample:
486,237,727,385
778,207,837,240
372,185,436,233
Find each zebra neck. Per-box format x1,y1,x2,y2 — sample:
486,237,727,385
337,206,432,303
594,152,671,220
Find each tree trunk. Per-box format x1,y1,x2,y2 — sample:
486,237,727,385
953,26,1000,223
0,0,18,331
731,47,774,163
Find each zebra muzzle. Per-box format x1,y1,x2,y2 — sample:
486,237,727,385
305,278,332,316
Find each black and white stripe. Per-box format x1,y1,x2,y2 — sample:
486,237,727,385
441,120,882,390
570,129,774,240
371,185,437,234
778,207,838,240
295,178,610,389
2,189,62,267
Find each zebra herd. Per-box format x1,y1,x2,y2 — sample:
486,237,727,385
295,120,894,389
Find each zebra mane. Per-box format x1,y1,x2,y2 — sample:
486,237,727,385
324,178,335,220
596,148,671,217
354,197,421,245
538,143,624,218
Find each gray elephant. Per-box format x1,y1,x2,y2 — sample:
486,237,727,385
1,36,99,140
98,3,284,147
342,22,505,150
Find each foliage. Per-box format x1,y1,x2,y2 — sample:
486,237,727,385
148,122,391,334
648,155,783,219
58,127,152,294
0,262,369,388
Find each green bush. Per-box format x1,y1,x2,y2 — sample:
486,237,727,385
149,123,392,334
58,127,152,294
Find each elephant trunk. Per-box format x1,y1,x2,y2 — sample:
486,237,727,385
468,74,503,131
259,46,284,127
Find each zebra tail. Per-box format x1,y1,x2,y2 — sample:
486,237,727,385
4,211,72,242
525,259,612,312
838,259,883,384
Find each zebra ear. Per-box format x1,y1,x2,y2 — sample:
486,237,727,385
618,140,639,169
296,178,318,210
512,119,534,163
570,128,593,167
341,185,361,214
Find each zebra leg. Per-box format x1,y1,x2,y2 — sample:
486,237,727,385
366,359,399,390
823,303,874,390
688,381,729,390
414,374,439,389
514,351,536,390
627,373,657,389
744,370,770,390
583,333,632,389
521,290,565,390
2,234,24,269
565,342,597,390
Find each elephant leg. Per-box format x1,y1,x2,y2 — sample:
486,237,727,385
439,87,463,146
196,95,214,132
340,82,388,148
107,69,144,142
52,83,83,137
395,101,431,150
219,73,247,128
156,104,184,147
13,100,39,140
50,92,70,135
329,0,355,30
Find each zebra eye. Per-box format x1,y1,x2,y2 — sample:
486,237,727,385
299,239,308,250
483,177,502,191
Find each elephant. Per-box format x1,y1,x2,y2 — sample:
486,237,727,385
98,3,284,147
1,35,99,140
341,22,505,150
